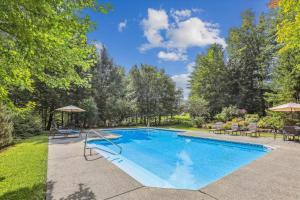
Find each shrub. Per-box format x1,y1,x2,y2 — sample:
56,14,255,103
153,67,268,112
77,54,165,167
258,115,283,130
215,105,242,122
0,103,14,148
13,111,43,138
192,117,205,128
245,114,260,123
203,123,214,129
231,118,248,128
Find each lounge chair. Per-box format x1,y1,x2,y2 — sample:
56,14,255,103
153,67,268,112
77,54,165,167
210,122,225,134
282,126,300,141
50,120,82,138
225,123,240,135
243,123,259,137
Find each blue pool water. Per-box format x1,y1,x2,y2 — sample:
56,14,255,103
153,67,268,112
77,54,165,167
87,128,270,190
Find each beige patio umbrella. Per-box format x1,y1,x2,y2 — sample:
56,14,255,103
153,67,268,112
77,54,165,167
55,105,85,127
269,102,300,112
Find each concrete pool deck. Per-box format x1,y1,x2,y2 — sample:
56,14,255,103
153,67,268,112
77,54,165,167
46,130,300,200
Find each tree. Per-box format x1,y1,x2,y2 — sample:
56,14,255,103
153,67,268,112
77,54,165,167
0,0,111,106
266,0,300,104
188,95,209,119
189,44,228,116
0,103,13,148
276,0,300,62
128,65,181,125
91,47,128,124
79,97,98,128
226,10,275,114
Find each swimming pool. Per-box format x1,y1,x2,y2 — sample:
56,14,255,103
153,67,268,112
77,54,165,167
87,128,270,190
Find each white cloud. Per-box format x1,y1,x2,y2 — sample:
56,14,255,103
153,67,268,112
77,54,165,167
158,51,187,61
167,17,226,49
140,8,169,51
170,9,192,23
140,8,226,61
186,62,195,73
118,20,127,32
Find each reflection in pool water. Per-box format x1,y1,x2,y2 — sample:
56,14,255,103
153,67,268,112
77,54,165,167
88,128,270,190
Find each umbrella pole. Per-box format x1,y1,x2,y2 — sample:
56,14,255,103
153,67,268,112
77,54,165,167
61,112,64,128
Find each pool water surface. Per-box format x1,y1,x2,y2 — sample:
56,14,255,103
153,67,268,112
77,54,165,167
87,128,270,190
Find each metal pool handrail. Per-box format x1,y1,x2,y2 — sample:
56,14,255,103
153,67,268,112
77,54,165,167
84,129,122,156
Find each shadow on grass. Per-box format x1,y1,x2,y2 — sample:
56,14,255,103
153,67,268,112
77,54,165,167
0,183,46,200
46,181,96,200
14,135,49,146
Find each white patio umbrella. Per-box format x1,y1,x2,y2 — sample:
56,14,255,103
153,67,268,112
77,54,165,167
269,102,300,112
55,105,85,127
55,105,85,113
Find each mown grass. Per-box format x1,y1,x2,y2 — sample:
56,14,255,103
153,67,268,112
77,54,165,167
157,124,209,132
0,135,48,200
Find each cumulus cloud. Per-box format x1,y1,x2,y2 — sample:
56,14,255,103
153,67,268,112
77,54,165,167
167,17,226,49
140,8,226,60
170,9,192,23
118,20,127,32
158,51,187,61
140,8,169,51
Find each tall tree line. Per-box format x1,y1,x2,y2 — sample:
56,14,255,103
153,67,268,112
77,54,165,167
31,47,182,129
189,2,300,118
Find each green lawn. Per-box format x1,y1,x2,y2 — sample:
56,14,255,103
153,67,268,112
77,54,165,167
157,124,209,132
0,135,48,200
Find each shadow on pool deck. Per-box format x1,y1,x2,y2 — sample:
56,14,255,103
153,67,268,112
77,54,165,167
46,181,96,200
47,131,300,200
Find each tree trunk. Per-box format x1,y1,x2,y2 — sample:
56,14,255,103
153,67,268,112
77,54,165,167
47,112,53,130
46,105,55,130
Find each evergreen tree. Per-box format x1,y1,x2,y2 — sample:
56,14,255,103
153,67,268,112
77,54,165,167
226,10,275,114
189,44,228,117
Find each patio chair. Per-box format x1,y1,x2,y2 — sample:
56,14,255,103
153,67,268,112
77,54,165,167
211,122,225,134
282,126,299,141
50,120,82,138
243,123,259,137
225,123,240,135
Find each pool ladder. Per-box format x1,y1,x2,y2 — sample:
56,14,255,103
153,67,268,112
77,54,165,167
84,129,122,156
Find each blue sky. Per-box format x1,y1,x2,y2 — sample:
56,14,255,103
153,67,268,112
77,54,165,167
86,0,269,98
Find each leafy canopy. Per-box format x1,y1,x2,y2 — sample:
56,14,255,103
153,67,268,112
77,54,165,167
0,0,111,104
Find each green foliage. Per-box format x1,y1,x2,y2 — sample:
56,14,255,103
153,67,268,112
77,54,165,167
79,97,98,128
192,117,205,128
277,0,300,60
128,64,182,124
226,10,276,115
0,0,111,106
245,114,260,123
189,44,228,116
215,105,242,122
0,135,48,199
258,115,284,129
13,111,43,138
0,104,14,148
188,95,209,118
266,0,300,104
91,48,129,123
